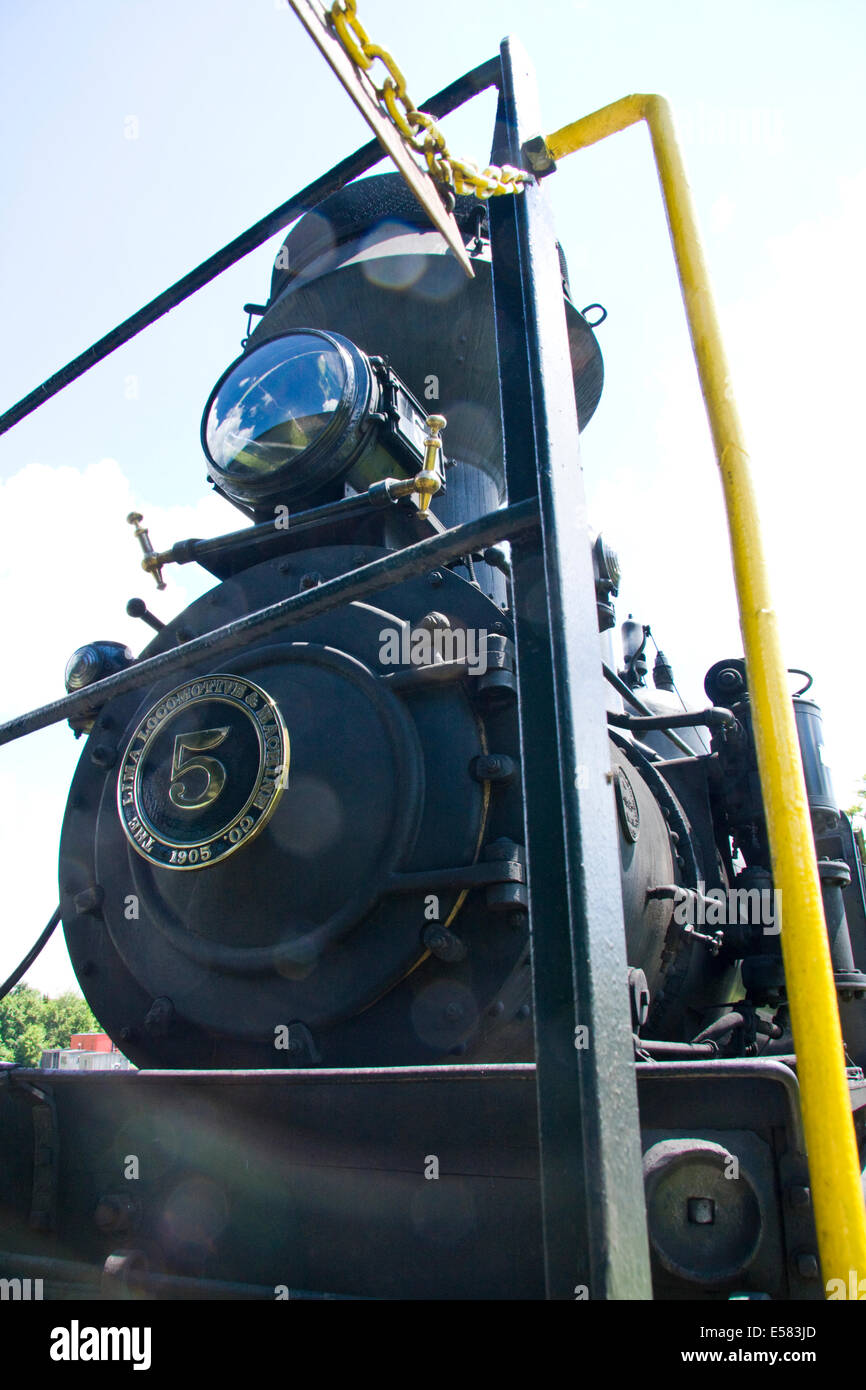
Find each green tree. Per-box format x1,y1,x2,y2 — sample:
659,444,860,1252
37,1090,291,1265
846,778,866,820
0,985,100,1066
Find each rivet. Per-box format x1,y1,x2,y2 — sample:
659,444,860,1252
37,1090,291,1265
73,885,104,915
90,744,117,770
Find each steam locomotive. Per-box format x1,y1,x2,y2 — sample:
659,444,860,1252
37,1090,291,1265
2,102,865,1302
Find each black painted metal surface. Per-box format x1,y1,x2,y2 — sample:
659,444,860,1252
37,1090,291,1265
0,1060,809,1300
59,549,532,1069
0,1065,545,1300
488,38,651,1299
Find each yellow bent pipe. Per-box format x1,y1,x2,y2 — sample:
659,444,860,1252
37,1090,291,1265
546,94,866,1292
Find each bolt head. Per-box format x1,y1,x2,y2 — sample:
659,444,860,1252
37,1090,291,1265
73,885,103,915
90,744,117,770
687,1197,715,1225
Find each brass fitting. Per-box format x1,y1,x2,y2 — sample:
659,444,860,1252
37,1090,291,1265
413,414,446,515
127,512,167,591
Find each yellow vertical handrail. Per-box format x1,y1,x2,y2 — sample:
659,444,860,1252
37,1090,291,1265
544,94,866,1292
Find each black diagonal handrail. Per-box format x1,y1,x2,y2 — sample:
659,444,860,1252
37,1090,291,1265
0,57,500,439
0,498,537,747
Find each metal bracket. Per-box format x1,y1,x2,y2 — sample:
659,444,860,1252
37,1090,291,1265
522,133,556,176
14,1080,60,1232
646,884,724,955
387,852,525,897
287,0,473,276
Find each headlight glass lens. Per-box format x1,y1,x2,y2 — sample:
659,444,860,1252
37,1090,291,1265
204,333,348,480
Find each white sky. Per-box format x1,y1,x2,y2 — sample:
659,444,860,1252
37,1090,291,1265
1,0,864,994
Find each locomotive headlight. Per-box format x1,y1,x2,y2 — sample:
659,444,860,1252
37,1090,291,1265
202,329,433,513
65,641,134,692
593,534,621,595
64,641,134,736
592,533,621,632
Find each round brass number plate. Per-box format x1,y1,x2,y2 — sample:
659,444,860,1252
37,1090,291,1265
117,675,289,869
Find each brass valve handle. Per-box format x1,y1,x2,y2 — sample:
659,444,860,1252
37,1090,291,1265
413,414,446,515
127,512,167,591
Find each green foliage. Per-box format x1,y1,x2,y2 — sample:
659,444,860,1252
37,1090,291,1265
845,779,866,821
0,985,100,1066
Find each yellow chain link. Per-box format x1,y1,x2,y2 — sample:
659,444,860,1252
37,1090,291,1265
328,0,529,199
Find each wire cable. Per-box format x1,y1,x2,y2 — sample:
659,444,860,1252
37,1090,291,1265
0,908,61,1002
646,627,710,754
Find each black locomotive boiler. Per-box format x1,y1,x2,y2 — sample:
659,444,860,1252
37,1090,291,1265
62,175,676,1073
58,170,839,1070
2,45,866,1304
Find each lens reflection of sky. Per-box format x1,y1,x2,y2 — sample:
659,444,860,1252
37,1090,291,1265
207,335,345,477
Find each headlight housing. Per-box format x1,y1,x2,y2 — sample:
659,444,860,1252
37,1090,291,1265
202,329,436,514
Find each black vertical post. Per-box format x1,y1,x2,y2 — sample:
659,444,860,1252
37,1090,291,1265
488,38,652,1299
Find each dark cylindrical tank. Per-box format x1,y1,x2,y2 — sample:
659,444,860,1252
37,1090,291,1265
250,174,604,540
793,696,838,832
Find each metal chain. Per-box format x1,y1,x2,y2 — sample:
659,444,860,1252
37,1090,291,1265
328,0,529,199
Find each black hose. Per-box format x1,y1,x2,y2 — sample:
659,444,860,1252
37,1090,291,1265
602,664,696,757
0,908,61,1002
607,706,735,733
602,663,658,716
690,1011,746,1044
